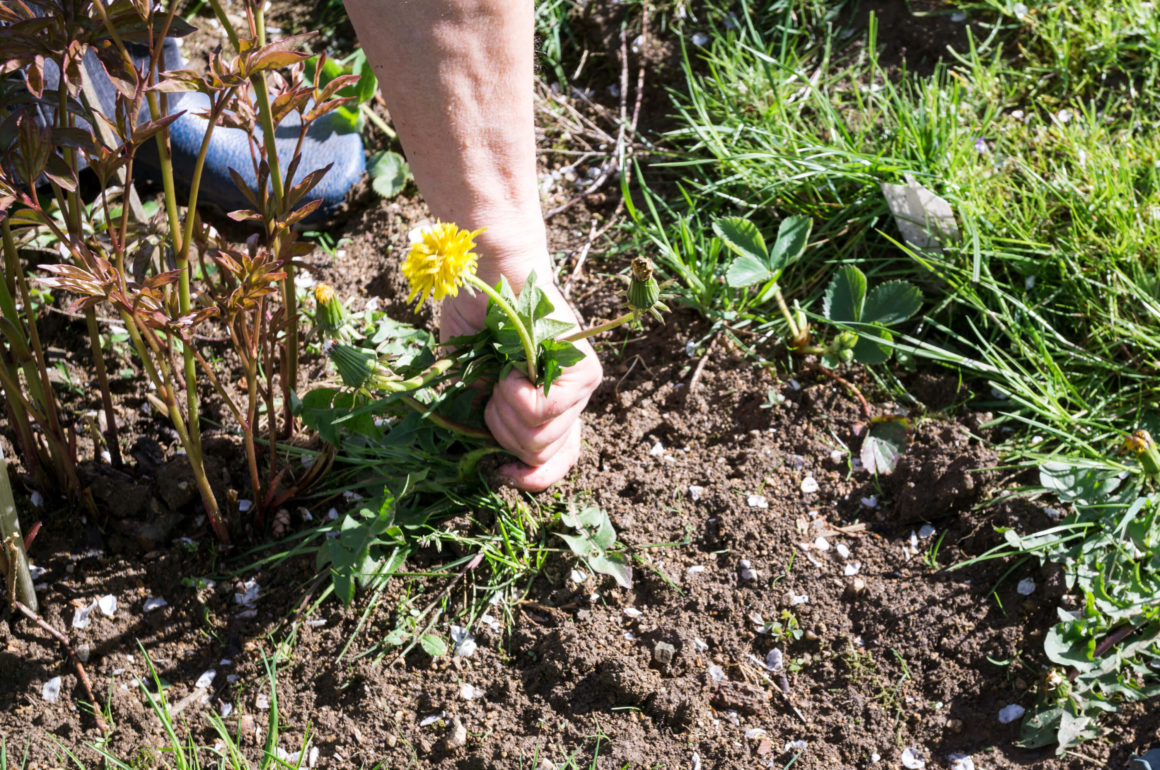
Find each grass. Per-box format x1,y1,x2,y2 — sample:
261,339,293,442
622,0,1160,753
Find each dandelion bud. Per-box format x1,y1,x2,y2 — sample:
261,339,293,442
313,284,346,335
1123,429,1160,479
325,342,379,390
835,330,858,351
627,257,661,312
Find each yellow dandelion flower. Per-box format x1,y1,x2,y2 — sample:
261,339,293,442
402,221,485,308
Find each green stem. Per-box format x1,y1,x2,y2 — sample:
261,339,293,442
771,285,801,341
375,357,455,393
464,274,537,385
360,103,397,139
399,395,491,440
1,442,38,612
561,312,635,343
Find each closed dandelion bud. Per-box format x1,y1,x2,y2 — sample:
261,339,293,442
836,331,858,351
1123,429,1160,479
627,257,661,311
314,284,345,334
325,341,378,390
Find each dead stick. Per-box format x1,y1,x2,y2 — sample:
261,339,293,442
13,600,109,732
686,333,721,400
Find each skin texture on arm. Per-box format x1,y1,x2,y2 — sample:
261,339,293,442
342,0,603,490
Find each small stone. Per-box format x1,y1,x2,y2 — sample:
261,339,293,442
790,594,809,606
813,536,830,551
143,597,168,613
76,644,91,663
443,717,467,750
747,494,768,509
800,477,819,494
998,704,1025,724
195,670,216,689
918,525,936,539
948,753,975,770
1016,578,1035,596
97,595,117,617
946,718,963,733
42,676,62,703
654,642,676,667
459,683,478,700
72,602,95,630
844,562,862,576
765,649,783,673
835,543,851,559
623,607,643,618
688,485,704,501
649,441,665,457
901,747,926,769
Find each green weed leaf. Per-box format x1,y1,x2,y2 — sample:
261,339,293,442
725,253,773,288
557,500,632,589
860,416,909,475
862,280,923,325
420,634,447,657
823,265,867,323
713,217,768,263
852,324,893,364
768,215,812,272
367,151,410,199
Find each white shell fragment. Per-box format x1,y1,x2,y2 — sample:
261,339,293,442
948,754,975,770
42,676,62,703
765,649,784,673
901,746,926,768
195,670,216,689
918,525,936,539
688,485,705,501
459,683,479,700
801,477,819,494
72,602,95,630
881,174,960,252
623,607,643,618
687,565,706,574
998,704,1025,724
844,562,863,577
813,537,830,551
450,625,477,657
1016,578,1036,596
784,740,808,751
570,568,588,584
790,594,809,606
234,579,259,607
143,597,168,612
419,712,445,727
98,595,117,617
835,543,851,560
747,495,769,509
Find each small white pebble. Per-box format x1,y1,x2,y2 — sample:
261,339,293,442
42,676,62,703
623,607,643,618
747,495,768,509
784,740,808,751
707,664,726,682
687,565,705,574
830,449,844,463
691,31,709,46
1016,578,1036,596
195,670,216,689
72,602,95,630
460,683,479,700
693,638,709,652
860,496,878,509
790,594,809,606
835,543,851,560
813,536,830,551
744,728,767,739
844,562,862,576
688,485,705,501
801,477,819,494
948,754,975,770
998,704,1025,724
143,597,168,612
220,703,233,718
901,747,926,769
918,525,936,539
419,712,444,727
623,631,636,641
649,441,665,457
765,649,784,673
97,595,117,617
570,568,588,584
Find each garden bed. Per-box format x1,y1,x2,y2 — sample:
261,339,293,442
3,0,1160,767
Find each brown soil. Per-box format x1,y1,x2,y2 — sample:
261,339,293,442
3,2,1159,769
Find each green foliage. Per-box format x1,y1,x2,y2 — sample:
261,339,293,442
366,150,410,199
304,48,378,131
718,215,811,289
860,417,910,475
822,266,922,366
556,500,632,589
315,495,407,604
450,272,585,395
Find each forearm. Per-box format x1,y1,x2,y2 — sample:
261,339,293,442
343,0,550,289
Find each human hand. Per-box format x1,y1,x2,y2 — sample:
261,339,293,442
441,278,602,491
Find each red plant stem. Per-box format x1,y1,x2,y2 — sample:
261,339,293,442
814,363,872,420
23,521,41,551
12,600,108,733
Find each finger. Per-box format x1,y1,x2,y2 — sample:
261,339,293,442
497,422,583,492
486,396,586,460
494,350,602,428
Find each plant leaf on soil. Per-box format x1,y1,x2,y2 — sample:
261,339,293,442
860,416,910,475
823,265,867,324
367,150,411,199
